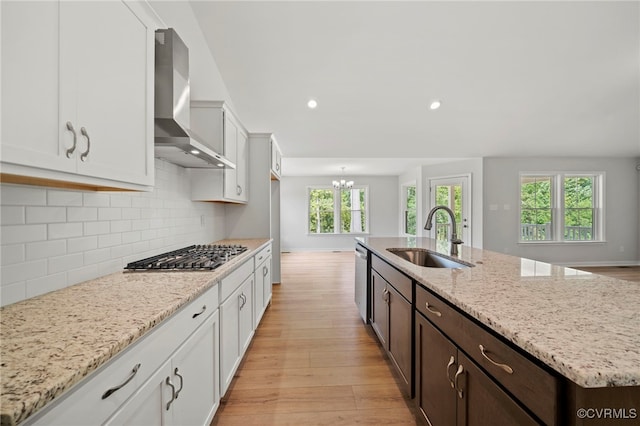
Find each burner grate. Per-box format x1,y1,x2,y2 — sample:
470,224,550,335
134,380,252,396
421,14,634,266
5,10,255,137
125,244,248,271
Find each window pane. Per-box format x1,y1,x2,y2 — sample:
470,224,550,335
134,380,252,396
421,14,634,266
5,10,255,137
340,188,366,233
405,186,416,235
308,189,334,233
564,176,594,241
520,176,553,241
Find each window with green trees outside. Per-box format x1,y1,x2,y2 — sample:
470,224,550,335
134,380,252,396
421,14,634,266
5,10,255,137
308,187,368,234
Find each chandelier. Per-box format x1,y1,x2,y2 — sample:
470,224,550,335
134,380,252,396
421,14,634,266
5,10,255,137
332,167,354,190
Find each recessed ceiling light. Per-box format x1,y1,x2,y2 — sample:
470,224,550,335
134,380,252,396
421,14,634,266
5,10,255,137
429,100,441,110
190,149,200,155
217,163,224,167
307,99,318,109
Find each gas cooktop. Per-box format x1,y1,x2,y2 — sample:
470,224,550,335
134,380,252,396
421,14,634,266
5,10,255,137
124,244,248,271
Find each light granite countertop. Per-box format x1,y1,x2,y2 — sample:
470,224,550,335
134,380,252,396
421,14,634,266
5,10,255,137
357,237,640,389
0,238,270,426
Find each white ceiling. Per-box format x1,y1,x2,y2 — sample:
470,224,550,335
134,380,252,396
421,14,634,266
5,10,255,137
189,1,640,176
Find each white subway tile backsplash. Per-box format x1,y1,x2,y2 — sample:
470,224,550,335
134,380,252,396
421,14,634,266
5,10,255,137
48,222,83,240
26,206,66,224
0,160,224,306
67,236,98,253
26,240,67,260
48,253,83,274
0,185,46,206
1,282,26,306
98,207,122,221
1,206,25,225
84,221,110,236
1,244,25,265
83,192,110,207
84,248,111,265
98,233,122,248
1,224,47,244
26,272,67,299
1,259,47,285
48,190,82,207
67,207,98,222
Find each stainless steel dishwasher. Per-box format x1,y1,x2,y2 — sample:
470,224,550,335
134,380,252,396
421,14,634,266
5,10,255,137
354,243,368,323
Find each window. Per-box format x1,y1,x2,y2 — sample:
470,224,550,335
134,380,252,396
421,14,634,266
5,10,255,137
308,186,368,234
520,173,603,242
403,184,417,235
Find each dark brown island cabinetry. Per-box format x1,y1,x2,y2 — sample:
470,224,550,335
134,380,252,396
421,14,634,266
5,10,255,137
370,255,413,396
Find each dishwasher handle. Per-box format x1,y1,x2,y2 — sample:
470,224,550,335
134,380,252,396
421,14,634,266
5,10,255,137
355,245,367,260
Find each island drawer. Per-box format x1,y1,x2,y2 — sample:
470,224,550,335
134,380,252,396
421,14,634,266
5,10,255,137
415,284,558,425
371,254,412,301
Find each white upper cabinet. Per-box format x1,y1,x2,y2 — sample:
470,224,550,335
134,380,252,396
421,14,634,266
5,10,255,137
1,0,155,190
270,135,282,180
189,101,249,203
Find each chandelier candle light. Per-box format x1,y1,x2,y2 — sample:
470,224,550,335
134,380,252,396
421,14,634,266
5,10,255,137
333,167,354,190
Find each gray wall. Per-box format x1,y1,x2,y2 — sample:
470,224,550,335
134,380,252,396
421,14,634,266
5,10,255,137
483,157,639,265
281,175,399,251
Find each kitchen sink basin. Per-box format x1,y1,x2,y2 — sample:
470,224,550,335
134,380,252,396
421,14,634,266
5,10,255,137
387,248,474,268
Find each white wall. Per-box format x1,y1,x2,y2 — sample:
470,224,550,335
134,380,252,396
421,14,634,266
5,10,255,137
281,175,399,251
483,157,639,265
0,160,227,306
420,159,484,248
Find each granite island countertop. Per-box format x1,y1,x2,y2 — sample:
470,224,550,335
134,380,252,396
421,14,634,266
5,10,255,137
0,238,270,426
357,237,640,389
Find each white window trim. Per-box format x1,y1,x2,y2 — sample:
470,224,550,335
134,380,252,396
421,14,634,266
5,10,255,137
306,185,370,235
518,171,605,244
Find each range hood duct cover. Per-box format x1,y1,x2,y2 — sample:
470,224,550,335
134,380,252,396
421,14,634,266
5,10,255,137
154,28,235,169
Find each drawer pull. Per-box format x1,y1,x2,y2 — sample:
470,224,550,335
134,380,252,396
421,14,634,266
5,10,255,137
174,367,184,398
102,363,141,399
479,344,514,374
165,376,176,410
454,364,465,399
425,302,442,317
192,305,207,319
446,355,456,388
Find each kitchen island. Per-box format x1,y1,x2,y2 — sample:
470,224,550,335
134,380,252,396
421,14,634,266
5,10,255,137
0,239,270,426
357,236,639,425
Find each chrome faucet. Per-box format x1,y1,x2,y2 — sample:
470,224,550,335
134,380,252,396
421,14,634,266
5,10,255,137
424,206,463,256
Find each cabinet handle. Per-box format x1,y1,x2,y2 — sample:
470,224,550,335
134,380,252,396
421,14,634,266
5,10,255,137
263,265,268,277
65,121,77,158
174,367,184,399
424,302,442,317
446,356,456,388
165,377,176,410
382,288,389,303
101,363,141,399
239,293,246,310
80,127,90,161
192,305,207,319
454,364,465,399
276,163,280,171
237,185,242,195
479,344,514,374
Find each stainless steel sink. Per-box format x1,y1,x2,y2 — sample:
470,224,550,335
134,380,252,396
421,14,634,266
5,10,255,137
387,248,474,268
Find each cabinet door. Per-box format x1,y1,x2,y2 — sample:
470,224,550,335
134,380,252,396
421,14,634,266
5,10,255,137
220,288,241,396
370,270,389,348
170,313,219,426
457,352,539,426
263,255,272,307
223,113,239,200
387,285,412,393
105,361,171,426
254,262,265,328
66,0,153,186
235,129,248,201
1,1,74,174
238,275,254,356
415,312,457,426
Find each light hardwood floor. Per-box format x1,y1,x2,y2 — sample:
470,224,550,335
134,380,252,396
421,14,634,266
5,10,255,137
570,265,640,283
211,251,419,425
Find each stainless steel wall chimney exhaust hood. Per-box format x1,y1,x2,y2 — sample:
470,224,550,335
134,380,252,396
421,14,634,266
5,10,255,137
154,28,235,169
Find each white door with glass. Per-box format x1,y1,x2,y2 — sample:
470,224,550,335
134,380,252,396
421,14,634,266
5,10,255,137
428,176,471,246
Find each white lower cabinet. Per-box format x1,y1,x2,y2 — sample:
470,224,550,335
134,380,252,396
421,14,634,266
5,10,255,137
254,244,273,327
106,312,219,426
220,272,254,396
